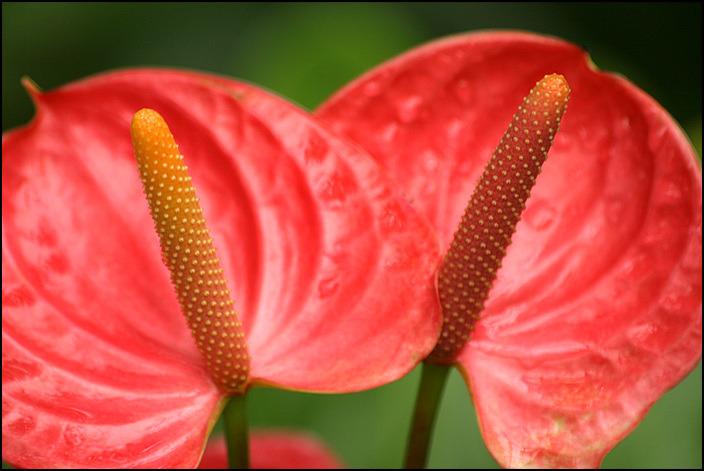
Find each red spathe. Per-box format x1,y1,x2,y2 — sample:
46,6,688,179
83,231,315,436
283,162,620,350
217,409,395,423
2,70,442,468
316,31,702,468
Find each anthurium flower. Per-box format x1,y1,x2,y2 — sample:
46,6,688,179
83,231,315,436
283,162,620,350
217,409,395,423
198,430,345,469
316,31,702,468
2,69,442,468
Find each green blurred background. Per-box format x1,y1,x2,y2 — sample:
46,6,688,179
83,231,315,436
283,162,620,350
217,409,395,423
2,2,701,469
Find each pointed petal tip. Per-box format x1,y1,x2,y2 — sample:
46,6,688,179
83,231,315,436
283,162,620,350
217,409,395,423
20,76,42,97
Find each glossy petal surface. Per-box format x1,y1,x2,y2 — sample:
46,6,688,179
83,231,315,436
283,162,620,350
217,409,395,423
198,430,345,469
2,69,441,468
317,31,702,468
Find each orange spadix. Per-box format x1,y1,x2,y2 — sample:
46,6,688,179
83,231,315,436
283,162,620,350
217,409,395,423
131,108,250,393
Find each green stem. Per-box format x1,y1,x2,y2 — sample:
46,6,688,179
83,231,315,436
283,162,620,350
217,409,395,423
223,394,249,469
404,361,451,469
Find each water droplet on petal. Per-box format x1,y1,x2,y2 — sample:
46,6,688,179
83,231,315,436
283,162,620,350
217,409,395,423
522,197,557,231
655,177,685,204
317,172,349,208
45,252,69,274
2,357,41,382
379,121,400,143
379,201,406,233
362,78,383,97
8,416,35,436
318,277,339,299
412,149,442,198
423,149,440,172
628,318,668,354
395,95,423,123
35,225,58,247
2,286,36,307
304,130,329,164
64,425,85,446
642,213,675,245
661,290,692,314
453,78,474,104
452,48,467,61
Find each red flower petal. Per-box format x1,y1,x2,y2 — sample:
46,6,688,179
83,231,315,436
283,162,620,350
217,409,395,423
198,430,345,469
316,31,702,467
2,69,441,467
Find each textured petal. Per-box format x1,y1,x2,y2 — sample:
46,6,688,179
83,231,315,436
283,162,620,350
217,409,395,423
3,69,441,467
198,430,345,469
2,79,225,468
2,262,224,469
191,73,443,391
316,31,702,467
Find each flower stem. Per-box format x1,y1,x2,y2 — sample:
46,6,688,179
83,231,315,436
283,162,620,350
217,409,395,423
404,361,452,468
223,394,249,469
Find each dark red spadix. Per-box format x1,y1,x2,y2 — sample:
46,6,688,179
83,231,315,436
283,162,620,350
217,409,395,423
430,74,570,363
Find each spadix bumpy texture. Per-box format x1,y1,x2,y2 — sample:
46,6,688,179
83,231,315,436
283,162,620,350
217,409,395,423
430,74,570,363
131,108,250,393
